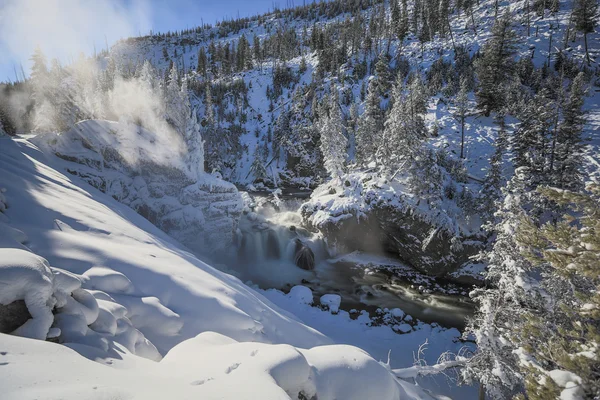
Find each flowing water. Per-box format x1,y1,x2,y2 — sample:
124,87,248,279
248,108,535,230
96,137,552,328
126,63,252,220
226,192,474,330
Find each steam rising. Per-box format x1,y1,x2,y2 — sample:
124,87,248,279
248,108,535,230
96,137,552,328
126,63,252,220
0,0,195,174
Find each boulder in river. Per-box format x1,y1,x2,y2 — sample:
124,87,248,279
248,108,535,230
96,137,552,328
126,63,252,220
294,239,315,270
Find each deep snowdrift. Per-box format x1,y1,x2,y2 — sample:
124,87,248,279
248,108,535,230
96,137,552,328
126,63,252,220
0,136,440,399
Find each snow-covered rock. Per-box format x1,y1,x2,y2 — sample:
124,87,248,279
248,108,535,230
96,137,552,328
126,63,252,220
320,294,341,314
33,120,243,255
301,173,484,276
288,285,313,305
0,249,55,340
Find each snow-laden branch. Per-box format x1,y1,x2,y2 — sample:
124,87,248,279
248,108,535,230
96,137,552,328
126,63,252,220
392,359,467,379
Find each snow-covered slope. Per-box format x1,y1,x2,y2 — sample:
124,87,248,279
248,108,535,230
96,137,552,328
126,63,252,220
0,135,446,399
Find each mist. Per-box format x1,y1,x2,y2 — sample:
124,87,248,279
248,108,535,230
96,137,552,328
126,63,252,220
0,0,152,80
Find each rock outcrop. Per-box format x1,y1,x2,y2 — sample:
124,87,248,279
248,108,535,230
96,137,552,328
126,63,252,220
301,174,484,277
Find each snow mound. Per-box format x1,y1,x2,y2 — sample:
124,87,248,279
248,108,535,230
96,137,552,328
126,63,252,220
0,249,55,339
320,294,341,314
0,248,162,361
288,285,313,305
0,330,414,400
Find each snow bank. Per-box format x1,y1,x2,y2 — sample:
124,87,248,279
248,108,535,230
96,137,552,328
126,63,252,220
0,330,413,400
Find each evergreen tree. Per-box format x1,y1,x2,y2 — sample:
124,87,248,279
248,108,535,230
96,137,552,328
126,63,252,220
513,88,555,181
197,48,207,77
515,184,600,399
185,107,205,180
480,115,507,219
573,0,599,65
250,145,268,182
464,168,540,399
356,80,382,167
318,92,347,178
552,72,586,189
475,13,518,116
374,53,391,96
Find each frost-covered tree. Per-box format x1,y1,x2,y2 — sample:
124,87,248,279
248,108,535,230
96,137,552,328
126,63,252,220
464,168,540,399
318,92,347,179
356,80,382,167
552,72,586,190
185,107,205,180
250,145,268,182
514,184,600,399
513,88,555,181
480,115,507,219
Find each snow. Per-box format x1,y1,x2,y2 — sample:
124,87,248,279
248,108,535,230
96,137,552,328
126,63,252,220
1,135,459,399
0,249,55,340
320,293,341,314
288,285,314,305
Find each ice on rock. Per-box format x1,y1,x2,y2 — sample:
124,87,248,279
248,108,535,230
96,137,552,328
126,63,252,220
390,308,405,319
288,285,313,305
320,294,341,314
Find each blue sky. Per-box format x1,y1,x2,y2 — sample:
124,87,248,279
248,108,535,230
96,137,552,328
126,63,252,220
0,0,305,82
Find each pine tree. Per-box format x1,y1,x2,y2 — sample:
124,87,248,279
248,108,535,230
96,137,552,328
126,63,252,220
250,145,268,182
381,74,431,192
356,80,382,167
464,168,540,399
197,48,207,77
515,184,600,399
480,115,507,219
319,92,347,179
573,0,599,65
513,88,555,181
553,72,586,190
475,13,518,116
185,107,205,180
374,53,391,96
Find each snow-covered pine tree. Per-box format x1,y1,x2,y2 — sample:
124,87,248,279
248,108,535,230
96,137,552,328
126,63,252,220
552,72,586,190
355,79,382,168
513,87,555,182
475,12,518,116
464,168,543,399
185,107,205,181
165,64,183,133
514,184,600,399
250,145,268,183
480,115,507,220
318,91,347,179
